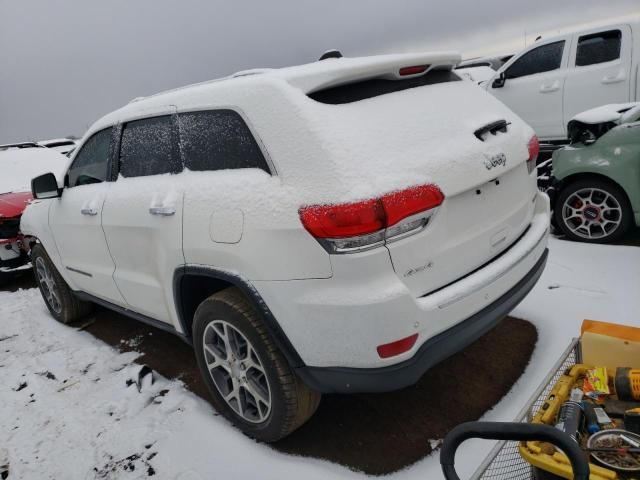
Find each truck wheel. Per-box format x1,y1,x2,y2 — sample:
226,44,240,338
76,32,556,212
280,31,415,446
554,178,632,244
0,272,9,288
31,244,93,323
192,287,320,442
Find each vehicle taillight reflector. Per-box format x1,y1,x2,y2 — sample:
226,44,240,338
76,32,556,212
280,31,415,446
299,198,385,239
299,184,444,239
528,135,540,160
382,184,444,226
399,65,429,76
377,333,419,358
527,135,540,174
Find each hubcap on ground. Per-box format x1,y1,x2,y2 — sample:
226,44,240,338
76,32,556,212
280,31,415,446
561,187,622,240
35,257,62,314
202,320,272,423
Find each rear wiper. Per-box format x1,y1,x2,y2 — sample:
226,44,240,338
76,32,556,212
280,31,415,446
474,120,510,141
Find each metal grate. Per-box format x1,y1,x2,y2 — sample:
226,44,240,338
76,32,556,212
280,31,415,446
470,339,580,480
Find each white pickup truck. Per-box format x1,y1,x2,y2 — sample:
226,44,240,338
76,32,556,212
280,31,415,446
486,20,640,144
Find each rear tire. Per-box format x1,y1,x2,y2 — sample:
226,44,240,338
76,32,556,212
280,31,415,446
554,178,633,244
31,244,93,323
0,272,9,288
193,287,320,442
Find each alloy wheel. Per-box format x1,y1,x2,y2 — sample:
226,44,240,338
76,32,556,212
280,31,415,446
561,187,622,240
202,320,272,423
35,256,62,314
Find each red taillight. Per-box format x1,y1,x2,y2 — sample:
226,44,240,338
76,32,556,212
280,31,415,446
527,135,540,174
377,333,419,358
299,184,444,240
528,135,540,161
382,184,444,226
299,199,385,239
399,65,429,76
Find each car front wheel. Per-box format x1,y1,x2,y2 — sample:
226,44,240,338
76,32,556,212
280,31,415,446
555,178,633,243
193,287,320,442
31,244,93,323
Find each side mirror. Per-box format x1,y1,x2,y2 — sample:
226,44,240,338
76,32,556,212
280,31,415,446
492,72,506,89
31,173,62,199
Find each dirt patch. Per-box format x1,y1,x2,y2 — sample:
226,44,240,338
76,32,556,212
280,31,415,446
74,306,536,475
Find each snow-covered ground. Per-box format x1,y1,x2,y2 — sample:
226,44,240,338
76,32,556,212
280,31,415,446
1,237,639,479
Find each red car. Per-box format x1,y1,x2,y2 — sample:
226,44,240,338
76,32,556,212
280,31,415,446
0,143,67,286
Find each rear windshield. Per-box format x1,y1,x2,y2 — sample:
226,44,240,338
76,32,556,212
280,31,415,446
308,69,460,105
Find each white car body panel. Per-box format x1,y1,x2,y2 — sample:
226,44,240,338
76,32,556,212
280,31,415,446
102,176,185,325
49,183,127,305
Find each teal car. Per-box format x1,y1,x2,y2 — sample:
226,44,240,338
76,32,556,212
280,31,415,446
550,103,640,243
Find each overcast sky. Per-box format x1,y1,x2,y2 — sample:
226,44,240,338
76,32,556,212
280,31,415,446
1,0,638,143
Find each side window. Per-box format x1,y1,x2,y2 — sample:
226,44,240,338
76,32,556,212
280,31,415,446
119,115,181,178
576,30,621,67
67,127,112,188
178,110,270,173
505,41,565,79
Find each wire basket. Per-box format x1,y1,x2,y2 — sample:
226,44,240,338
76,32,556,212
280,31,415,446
470,339,581,480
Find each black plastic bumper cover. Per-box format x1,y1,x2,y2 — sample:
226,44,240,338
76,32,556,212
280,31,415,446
296,248,548,394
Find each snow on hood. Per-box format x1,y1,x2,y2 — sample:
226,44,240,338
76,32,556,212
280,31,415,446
0,147,69,195
571,102,640,125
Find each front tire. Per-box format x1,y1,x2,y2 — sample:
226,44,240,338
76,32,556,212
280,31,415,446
31,244,93,323
193,287,320,442
554,178,633,243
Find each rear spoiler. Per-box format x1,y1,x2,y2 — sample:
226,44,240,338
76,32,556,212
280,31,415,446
277,52,462,94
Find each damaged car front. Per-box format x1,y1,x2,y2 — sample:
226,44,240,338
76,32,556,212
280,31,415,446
0,192,32,284
0,143,68,285
545,102,640,243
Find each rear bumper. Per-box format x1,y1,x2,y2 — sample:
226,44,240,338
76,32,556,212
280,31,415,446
297,248,548,393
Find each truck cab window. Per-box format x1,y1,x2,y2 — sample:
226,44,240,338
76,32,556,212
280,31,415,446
576,30,621,67
505,41,565,79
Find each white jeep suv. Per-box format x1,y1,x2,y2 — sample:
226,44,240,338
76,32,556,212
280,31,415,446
22,52,550,441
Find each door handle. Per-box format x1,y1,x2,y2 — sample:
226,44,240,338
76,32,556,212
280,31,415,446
149,206,176,216
80,207,98,216
539,82,559,93
602,73,625,84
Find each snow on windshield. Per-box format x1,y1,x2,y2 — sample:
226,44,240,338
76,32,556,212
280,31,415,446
0,147,69,194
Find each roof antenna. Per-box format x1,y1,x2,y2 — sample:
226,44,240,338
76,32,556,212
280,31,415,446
319,49,343,61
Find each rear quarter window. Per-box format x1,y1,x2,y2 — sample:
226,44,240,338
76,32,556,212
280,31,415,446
178,110,270,173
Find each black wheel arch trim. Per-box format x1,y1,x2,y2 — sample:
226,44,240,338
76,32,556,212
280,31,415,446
173,265,306,368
